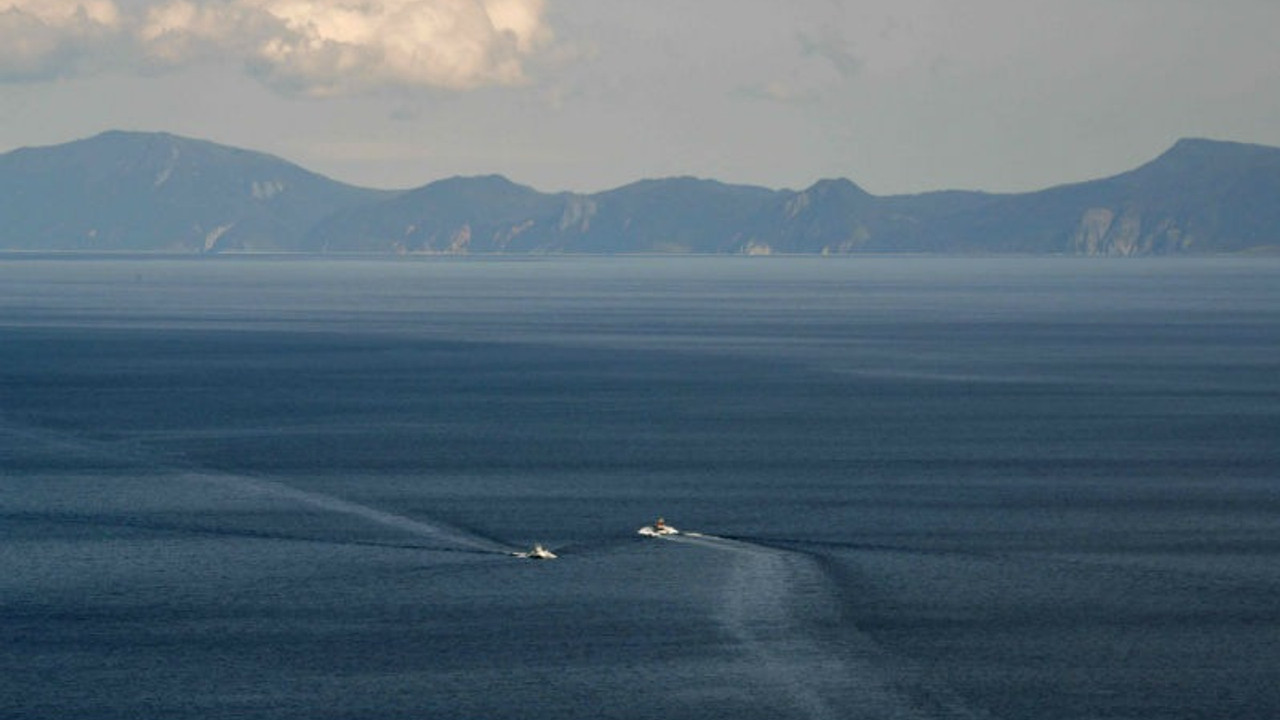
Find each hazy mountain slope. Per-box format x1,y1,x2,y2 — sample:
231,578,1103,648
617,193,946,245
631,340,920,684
0,131,392,252
308,175,784,254
308,174,569,253
573,177,786,253
1070,138,1280,254
735,178,918,254
896,138,1280,255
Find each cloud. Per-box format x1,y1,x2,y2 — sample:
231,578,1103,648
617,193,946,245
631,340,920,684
142,0,553,95
135,1,260,65
798,28,861,79
0,0,552,94
737,26,861,107
0,0,123,81
735,79,821,106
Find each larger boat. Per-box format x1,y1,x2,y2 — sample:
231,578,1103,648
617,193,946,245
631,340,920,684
637,517,679,537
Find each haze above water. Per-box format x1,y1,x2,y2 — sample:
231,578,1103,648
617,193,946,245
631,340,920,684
2,256,1279,719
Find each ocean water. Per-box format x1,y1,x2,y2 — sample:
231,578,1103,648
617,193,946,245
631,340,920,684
2,255,1278,719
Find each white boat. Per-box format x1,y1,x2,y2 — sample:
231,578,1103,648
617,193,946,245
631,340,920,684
637,517,679,537
513,543,557,559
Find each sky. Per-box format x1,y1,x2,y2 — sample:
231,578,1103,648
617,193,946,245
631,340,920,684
1,0,1278,195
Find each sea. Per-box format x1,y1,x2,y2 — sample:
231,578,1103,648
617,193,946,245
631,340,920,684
2,255,1278,720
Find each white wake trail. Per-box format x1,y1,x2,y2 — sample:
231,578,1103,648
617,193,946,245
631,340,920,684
697,535,841,720
184,472,518,555
668,532,991,720
2,413,520,555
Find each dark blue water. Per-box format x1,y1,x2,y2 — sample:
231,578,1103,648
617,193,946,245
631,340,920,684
2,256,1278,719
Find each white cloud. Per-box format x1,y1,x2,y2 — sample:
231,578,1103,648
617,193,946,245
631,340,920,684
4,0,121,26
140,0,552,95
0,0,552,94
136,1,257,64
0,0,123,80
483,0,551,52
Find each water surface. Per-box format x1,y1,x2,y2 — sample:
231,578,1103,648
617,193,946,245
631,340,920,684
2,256,1278,719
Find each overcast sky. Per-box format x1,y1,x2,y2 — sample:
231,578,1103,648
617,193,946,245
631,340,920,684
1,0,1278,194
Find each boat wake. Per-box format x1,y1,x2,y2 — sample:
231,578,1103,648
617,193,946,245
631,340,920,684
665,530,993,720
182,472,519,556
1,415,523,557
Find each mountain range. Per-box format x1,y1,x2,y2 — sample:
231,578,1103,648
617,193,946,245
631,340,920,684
1,131,1277,255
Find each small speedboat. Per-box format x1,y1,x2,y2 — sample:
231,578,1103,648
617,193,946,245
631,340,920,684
513,544,558,559
637,517,679,537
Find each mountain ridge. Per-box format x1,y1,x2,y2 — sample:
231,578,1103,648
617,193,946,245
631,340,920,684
2,131,1277,255
0,130,393,253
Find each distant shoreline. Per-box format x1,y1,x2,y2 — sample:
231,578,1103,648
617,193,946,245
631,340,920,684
3,250,1278,261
